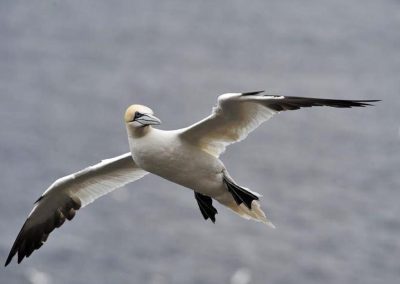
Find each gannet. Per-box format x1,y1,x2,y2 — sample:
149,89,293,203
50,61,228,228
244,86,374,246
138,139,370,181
5,91,379,266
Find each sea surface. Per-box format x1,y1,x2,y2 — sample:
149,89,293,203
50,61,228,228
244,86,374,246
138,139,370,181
1,0,399,283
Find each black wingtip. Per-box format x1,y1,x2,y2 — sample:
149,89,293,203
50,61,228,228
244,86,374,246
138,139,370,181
5,251,14,267
350,100,381,107
359,100,381,106
4,237,19,267
5,196,82,267
17,254,24,264
5,259,11,267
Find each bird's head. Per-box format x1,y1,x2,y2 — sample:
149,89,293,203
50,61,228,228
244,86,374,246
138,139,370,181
124,104,162,129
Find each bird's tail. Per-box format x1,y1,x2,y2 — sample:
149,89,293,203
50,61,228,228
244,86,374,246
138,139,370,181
216,192,275,228
219,171,275,227
229,199,275,228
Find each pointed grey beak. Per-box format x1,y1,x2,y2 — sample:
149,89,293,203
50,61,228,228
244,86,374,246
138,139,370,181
136,113,162,126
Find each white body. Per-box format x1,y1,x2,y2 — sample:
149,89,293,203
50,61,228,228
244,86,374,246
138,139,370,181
128,128,226,198
6,92,377,266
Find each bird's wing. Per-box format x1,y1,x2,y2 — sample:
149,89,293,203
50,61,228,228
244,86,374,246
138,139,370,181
179,91,379,157
5,152,148,266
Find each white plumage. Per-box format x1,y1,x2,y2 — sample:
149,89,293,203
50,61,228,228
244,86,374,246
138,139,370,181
5,91,378,266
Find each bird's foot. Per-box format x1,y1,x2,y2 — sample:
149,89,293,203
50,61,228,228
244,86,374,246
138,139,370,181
223,174,259,209
194,192,218,223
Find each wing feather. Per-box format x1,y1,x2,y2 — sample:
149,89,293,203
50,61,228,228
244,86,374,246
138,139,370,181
5,153,147,266
179,92,379,157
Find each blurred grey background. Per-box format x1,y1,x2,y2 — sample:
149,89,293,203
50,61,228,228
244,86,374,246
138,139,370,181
0,0,398,283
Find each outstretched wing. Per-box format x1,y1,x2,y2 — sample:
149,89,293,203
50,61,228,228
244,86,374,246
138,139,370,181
179,91,379,157
5,153,148,266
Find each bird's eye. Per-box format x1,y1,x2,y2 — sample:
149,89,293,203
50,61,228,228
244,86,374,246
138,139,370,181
134,112,143,120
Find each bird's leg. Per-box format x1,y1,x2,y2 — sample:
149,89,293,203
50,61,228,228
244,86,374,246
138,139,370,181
223,173,259,209
194,192,218,223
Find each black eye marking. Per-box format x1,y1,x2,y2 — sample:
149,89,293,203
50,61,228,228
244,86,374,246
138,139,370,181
134,112,144,120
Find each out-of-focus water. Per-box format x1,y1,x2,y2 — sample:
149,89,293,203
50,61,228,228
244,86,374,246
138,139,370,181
1,0,398,283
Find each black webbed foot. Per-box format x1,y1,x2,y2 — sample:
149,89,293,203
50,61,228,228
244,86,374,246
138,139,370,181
223,174,259,209
194,192,218,223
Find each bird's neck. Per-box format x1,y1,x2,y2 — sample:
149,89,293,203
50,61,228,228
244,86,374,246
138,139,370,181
126,125,152,139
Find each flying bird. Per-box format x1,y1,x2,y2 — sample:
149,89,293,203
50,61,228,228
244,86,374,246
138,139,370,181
5,92,379,266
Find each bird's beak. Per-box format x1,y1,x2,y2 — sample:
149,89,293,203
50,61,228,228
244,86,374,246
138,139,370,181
136,113,162,126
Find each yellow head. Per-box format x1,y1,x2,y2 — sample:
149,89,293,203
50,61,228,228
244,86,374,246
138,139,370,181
124,104,161,127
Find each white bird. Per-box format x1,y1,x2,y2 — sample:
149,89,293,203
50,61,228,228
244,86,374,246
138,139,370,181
5,91,378,266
